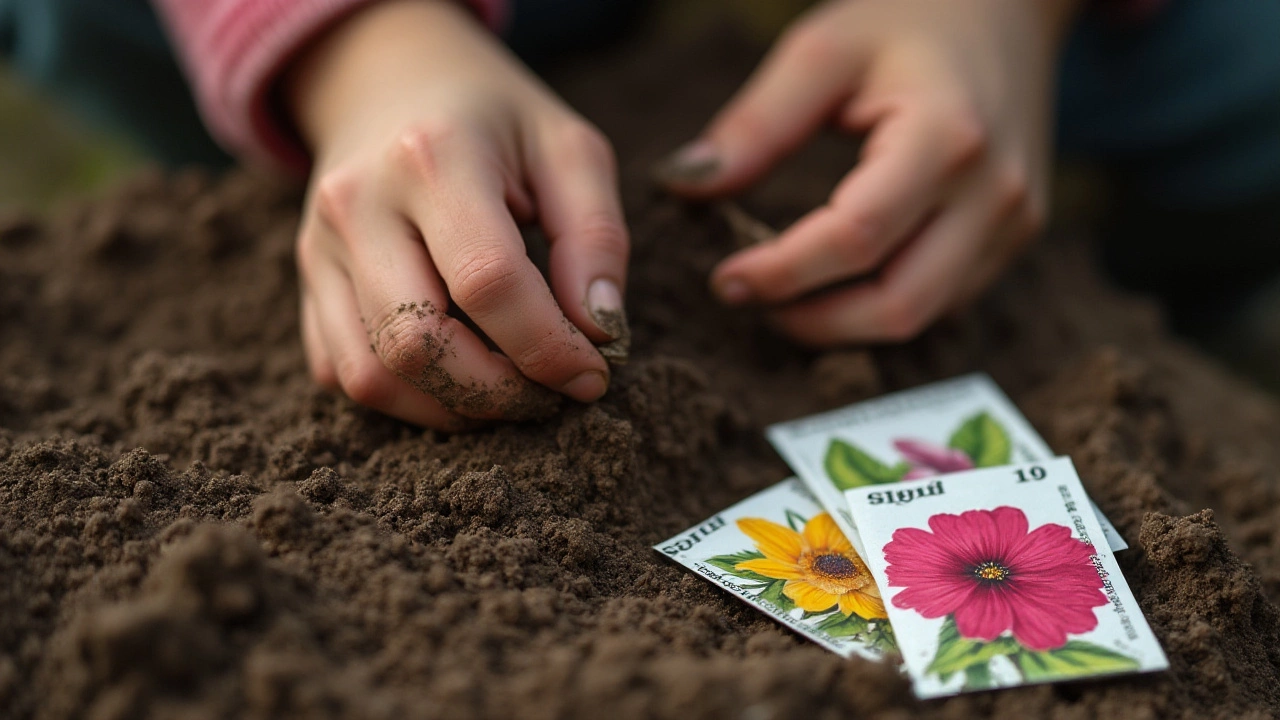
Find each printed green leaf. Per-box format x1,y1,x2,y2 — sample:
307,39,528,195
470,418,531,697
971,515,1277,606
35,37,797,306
963,663,995,690
824,439,910,490
926,617,1020,682
754,579,796,613
704,551,773,583
948,412,1012,468
784,509,808,532
1011,641,1140,681
813,611,871,638
867,621,899,654
813,612,898,653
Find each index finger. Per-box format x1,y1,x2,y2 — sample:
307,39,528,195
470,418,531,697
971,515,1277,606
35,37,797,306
770,181,993,345
395,134,611,402
710,103,982,305
303,186,561,421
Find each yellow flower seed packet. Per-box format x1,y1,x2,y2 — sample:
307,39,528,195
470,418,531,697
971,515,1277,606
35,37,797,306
654,478,900,661
846,458,1167,698
767,373,1126,561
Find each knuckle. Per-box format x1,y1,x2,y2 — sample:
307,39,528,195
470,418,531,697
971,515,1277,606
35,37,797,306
558,119,616,172
511,331,569,381
992,163,1031,216
294,228,325,277
940,107,988,173
336,354,395,408
991,164,1046,245
829,211,882,271
390,119,460,183
369,308,438,380
573,211,630,262
313,168,361,235
450,251,523,313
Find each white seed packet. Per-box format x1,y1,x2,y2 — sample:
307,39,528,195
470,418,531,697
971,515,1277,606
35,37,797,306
766,373,1127,559
845,458,1167,699
654,478,899,662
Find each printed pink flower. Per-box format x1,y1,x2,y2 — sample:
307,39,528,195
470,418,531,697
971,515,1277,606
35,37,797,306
884,506,1107,651
893,439,975,480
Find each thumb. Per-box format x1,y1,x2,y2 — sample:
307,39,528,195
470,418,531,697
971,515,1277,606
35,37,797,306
656,27,862,197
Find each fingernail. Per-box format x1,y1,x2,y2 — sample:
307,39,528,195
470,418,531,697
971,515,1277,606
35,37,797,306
714,277,752,306
586,279,626,340
562,370,608,401
653,140,720,186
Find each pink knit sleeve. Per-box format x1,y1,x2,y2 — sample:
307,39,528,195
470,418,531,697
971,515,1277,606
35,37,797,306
152,0,508,175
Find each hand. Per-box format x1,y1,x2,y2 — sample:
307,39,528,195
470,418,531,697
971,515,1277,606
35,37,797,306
287,0,629,429
659,0,1080,344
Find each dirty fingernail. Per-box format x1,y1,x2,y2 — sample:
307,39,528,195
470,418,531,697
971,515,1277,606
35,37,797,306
562,370,608,401
587,279,626,339
653,140,720,186
714,277,752,306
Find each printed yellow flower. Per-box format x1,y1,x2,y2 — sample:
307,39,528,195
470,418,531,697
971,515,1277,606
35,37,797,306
735,513,887,620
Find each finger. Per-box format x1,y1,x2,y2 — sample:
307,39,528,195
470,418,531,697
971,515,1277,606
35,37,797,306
710,107,972,305
394,133,610,401
657,23,864,197
306,248,474,430
322,195,564,421
505,176,536,224
525,118,630,343
770,184,996,346
300,289,338,390
952,174,1045,310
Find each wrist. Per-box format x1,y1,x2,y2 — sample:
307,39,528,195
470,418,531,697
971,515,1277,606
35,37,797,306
284,0,477,153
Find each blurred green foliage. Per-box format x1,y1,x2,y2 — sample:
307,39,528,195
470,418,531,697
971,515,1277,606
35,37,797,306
0,69,142,212
0,0,812,212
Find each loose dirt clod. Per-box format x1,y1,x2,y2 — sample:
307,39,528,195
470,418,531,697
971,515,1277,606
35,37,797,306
591,306,632,366
719,202,779,249
2,23,1280,720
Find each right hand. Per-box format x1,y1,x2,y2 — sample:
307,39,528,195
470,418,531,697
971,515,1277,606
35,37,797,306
286,0,629,430
660,0,1075,346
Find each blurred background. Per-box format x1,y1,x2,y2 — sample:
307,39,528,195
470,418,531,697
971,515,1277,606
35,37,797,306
0,71,139,211
0,0,810,212
2,0,1278,392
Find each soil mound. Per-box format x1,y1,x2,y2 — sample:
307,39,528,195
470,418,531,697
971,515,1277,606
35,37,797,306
3,26,1280,720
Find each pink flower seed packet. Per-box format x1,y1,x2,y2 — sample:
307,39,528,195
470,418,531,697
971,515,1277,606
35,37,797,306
845,457,1167,698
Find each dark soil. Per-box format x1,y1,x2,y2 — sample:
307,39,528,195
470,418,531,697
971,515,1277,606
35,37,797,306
3,24,1280,720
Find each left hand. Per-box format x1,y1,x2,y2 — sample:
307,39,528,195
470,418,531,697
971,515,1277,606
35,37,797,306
659,0,1080,344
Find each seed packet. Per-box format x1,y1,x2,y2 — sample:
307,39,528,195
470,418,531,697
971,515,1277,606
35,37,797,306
654,478,898,662
766,373,1127,559
845,458,1167,698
